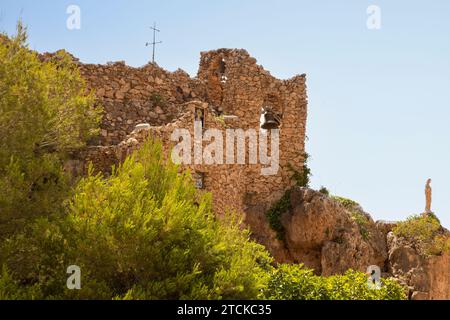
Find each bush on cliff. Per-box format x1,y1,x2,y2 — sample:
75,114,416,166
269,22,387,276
393,214,449,255
393,214,440,242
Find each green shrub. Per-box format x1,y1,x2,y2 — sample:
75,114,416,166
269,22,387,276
324,270,405,300
0,22,101,165
427,235,450,256
0,22,101,239
264,264,406,300
319,186,330,196
0,266,42,300
332,196,359,210
393,214,449,256
264,264,324,300
266,190,292,241
393,214,441,242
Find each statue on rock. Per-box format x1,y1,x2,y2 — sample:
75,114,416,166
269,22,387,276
425,178,432,214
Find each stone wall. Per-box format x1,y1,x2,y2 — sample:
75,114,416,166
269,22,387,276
59,48,308,261
198,50,307,201
80,61,207,145
40,51,207,145
113,101,247,217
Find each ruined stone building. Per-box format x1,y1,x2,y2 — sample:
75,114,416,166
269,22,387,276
50,48,308,260
38,48,450,299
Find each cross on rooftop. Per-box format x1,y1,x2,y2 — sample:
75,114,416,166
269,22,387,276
145,22,162,64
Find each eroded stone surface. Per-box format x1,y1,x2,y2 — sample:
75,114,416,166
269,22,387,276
387,231,450,300
278,188,449,299
280,188,387,275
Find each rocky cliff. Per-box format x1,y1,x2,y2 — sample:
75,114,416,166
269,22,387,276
387,229,450,299
255,187,450,300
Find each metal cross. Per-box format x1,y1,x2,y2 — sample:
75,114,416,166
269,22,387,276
146,22,162,64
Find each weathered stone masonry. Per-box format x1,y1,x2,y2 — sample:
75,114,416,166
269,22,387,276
54,48,308,261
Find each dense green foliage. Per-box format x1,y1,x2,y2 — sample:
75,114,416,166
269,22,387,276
0,23,101,238
264,264,406,300
0,140,272,299
393,214,440,242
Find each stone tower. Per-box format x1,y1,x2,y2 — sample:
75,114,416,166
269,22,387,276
197,49,308,258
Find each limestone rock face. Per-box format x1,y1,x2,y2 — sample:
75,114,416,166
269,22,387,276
387,232,450,300
261,187,450,299
281,187,387,275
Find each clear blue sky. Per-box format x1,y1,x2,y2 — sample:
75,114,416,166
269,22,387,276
1,0,449,228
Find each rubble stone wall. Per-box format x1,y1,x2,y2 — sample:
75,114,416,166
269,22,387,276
60,48,308,261
197,49,308,209
70,49,308,219
80,61,207,145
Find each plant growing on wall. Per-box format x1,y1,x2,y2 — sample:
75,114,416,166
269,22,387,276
149,92,167,107
266,153,312,240
266,189,292,241
319,186,330,196
288,152,311,187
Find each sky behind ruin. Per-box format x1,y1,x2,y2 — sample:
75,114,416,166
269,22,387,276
1,0,449,228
